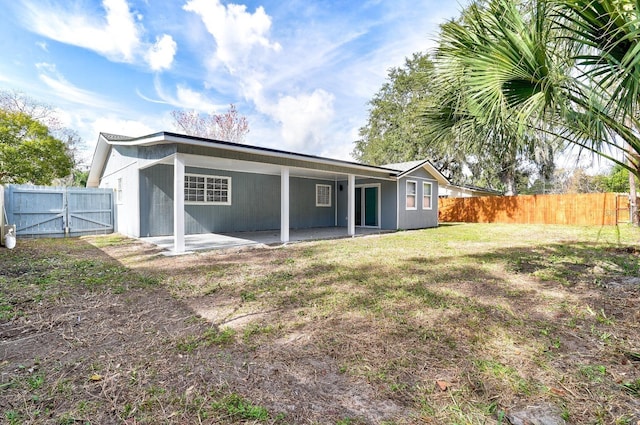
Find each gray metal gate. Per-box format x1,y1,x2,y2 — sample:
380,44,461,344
4,185,114,237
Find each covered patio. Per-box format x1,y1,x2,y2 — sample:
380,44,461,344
89,132,445,256
143,226,392,254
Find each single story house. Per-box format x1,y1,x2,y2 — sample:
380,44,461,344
87,132,449,253
439,183,502,198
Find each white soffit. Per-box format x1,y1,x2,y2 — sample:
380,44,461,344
167,153,359,181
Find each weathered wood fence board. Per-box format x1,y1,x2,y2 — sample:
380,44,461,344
438,193,630,225
4,185,115,237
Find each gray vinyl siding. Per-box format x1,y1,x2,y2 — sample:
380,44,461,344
380,180,398,230
184,167,280,234
139,144,177,160
139,164,173,237
177,144,393,179
139,165,335,236
100,145,138,180
336,178,397,230
289,179,336,229
397,167,439,229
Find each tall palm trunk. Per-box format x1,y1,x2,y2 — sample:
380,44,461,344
629,146,639,225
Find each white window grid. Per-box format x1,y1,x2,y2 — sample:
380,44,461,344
423,182,433,210
184,174,231,205
316,184,332,207
116,178,123,203
406,180,417,210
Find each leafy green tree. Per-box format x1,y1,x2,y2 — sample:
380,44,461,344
0,110,74,185
430,0,640,219
424,0,565,195
71,169,89,187
593,164,639,193
353,53,438,163
354,51,532,190
0,89,84,178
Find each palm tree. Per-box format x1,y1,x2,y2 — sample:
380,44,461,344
425,0,560,195
428,0,640,221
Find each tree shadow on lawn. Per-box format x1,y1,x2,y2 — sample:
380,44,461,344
168,239,640,423
41,234,639,424
2,238,343,424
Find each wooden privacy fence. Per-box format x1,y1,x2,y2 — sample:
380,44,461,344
3,185,115,238
438,192,631,225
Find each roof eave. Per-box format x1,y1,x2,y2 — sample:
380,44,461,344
86,133,111,187
397,160,450,185
98,131,401,177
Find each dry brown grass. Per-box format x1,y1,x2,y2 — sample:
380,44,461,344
2,223,640,424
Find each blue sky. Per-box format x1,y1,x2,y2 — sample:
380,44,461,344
0,0,464,165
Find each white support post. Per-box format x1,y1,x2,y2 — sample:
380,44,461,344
173,154,185,253
281,167,290,243
348,174,355,236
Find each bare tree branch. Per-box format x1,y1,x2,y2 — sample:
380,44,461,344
171,104,249,143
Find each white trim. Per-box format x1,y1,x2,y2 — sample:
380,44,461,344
396,179,400,230
422,181,433,210
396,160,450,185
347,174,355,236
183,173,232,205
281,167,289,243
406,180,418,210
131,166,140,237
99,160,138,181
334,180,338,226
137,151,397,182
116,178,123,204
161,134,399,175
405,176,437,182
173,154,185,253
315,184,332,207
355,183,381,229
138,156,170,171
93,132,398,179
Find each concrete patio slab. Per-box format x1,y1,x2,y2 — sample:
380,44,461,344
143,227,392,254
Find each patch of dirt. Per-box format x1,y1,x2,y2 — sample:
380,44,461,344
1,238,410,424
3,227,640,424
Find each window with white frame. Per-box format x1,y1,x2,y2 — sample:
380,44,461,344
316,184,332,207
184,174,231,205
406,180,417,210
116,178,123,203
423,182,433,209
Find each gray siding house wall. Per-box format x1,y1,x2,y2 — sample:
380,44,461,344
397,167,438,229
88,132,451,249
139,164,337,237
336,178,397,230
139,164,173,237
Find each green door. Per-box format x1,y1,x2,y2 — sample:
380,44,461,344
355,187,362,226
364,187,378,227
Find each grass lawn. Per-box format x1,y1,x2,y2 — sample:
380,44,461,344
1,223,639,424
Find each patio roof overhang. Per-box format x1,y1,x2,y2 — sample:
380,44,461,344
139,151,397,182
88,131,400,187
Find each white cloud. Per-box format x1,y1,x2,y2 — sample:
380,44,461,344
183,0,281,72
146,34,177,71
22,0,142,63
138,78,225,113
174,85,222,112
35,63,120,110
263,89,335,151
21,0,178,72
91,116,156,138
